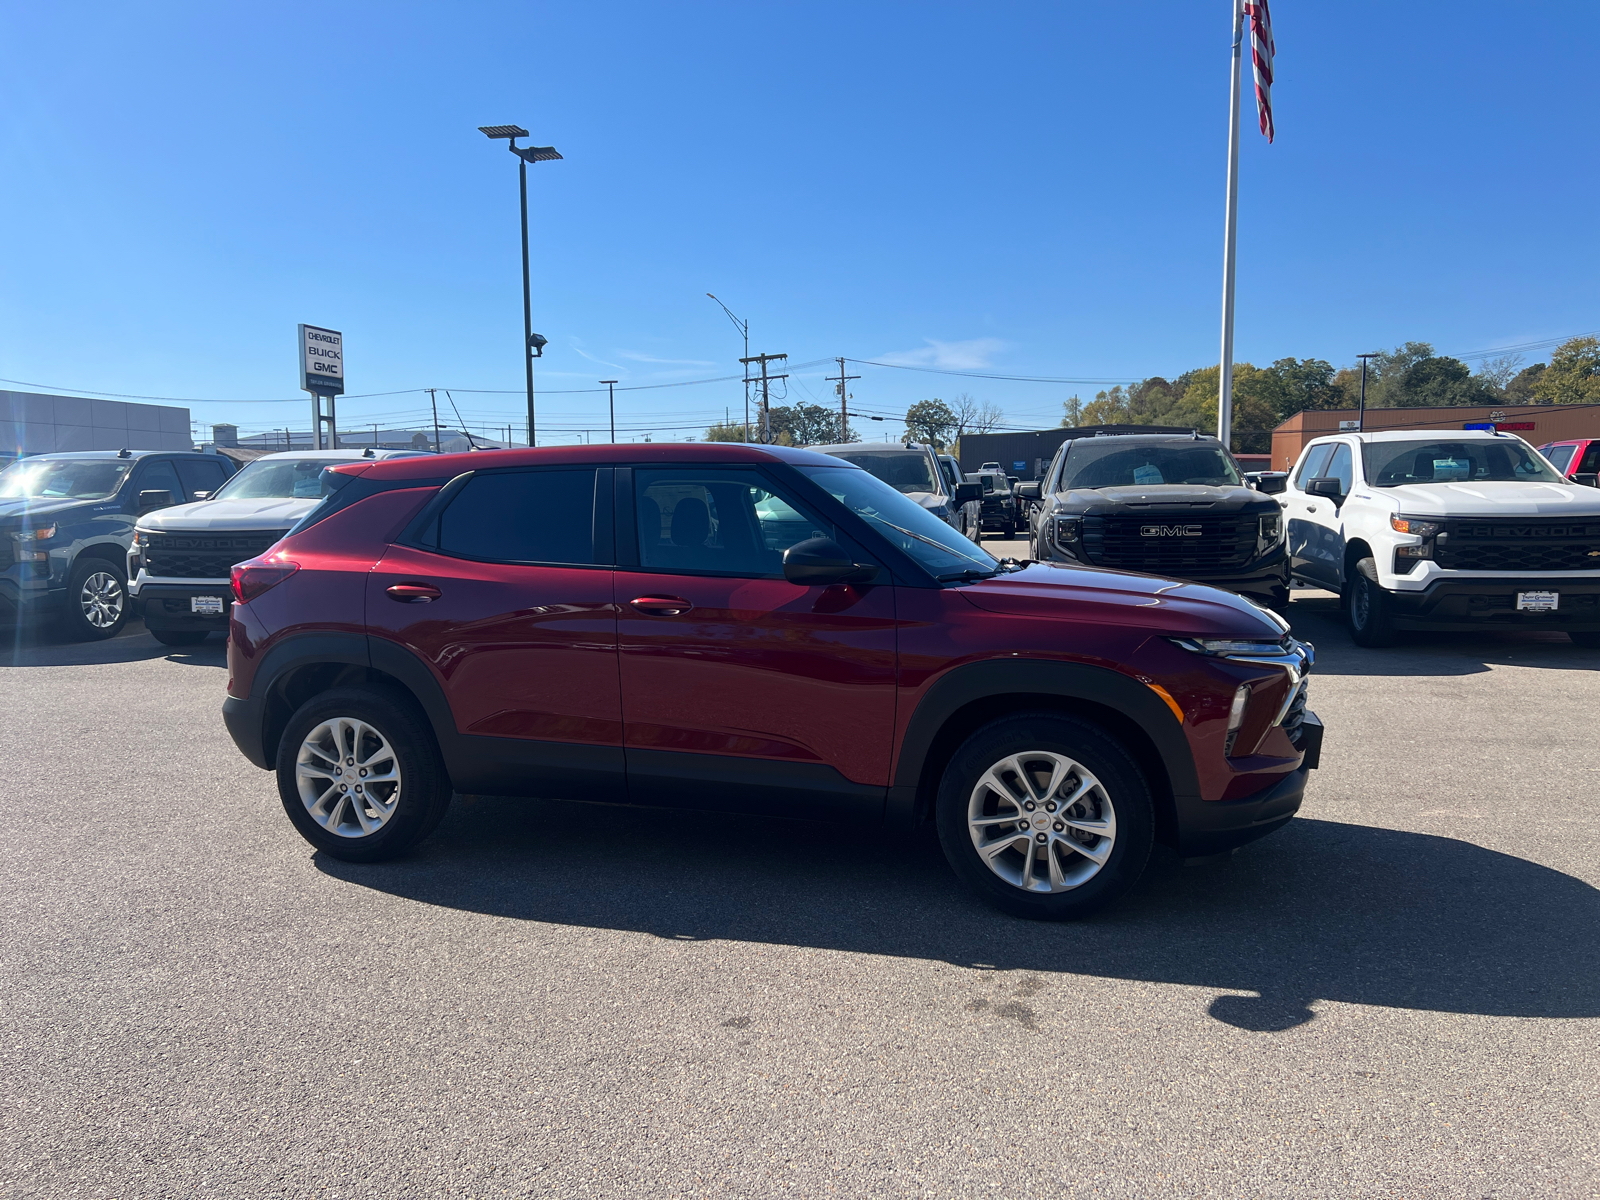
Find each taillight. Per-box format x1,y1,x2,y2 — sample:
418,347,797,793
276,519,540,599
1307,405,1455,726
231,558,299,603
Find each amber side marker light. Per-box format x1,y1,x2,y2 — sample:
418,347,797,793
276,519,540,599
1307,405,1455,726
1147,683,1186,725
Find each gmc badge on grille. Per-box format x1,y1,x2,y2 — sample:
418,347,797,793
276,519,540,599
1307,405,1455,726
1139,525,1204,537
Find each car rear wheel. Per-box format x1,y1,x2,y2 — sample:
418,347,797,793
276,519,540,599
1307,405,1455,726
60,557,128,641
935,714,1153,919
276,687,453,862
1346,557,1398,647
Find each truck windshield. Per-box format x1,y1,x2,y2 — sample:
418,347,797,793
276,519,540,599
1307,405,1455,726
0,458,130,499
211,458,351,501
1362,440,1563,486
1059,442,1241,489
820,450,938,495
799,465,998,579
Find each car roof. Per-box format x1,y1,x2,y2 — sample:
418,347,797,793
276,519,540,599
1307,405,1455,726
1065,433,1224,445
1307,429,1510,444
14,449,206,462
251,449,425,461
347,441,860,482
811,443,931,454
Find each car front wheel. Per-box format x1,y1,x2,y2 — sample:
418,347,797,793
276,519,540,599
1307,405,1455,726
935,714,1154,919
276,687,454,862
1346,557,1398,647
60,557,128,641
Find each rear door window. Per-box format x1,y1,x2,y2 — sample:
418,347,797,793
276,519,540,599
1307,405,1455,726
174,457,228,499
437,468,597,564
1578,443,1600,474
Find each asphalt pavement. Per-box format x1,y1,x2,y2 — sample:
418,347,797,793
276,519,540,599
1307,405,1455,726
1,556,1597,1198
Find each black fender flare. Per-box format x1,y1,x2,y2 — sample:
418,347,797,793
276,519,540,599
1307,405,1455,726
222,632,370,769
887,658,1200,830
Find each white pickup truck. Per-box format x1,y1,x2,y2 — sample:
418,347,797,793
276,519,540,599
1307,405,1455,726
1280,429,1600,647
128,448,423,645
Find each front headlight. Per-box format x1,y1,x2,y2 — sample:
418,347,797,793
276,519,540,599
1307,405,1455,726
11,523,57,543
133,530,150,548
1390,515,1441,537
1258,512,1283,549
1171,637,1289,657
1047,515,1082,555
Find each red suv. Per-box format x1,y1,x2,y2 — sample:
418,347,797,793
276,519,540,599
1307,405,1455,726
222,444,1322,918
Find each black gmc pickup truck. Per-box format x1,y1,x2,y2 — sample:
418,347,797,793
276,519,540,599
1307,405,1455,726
1019,430,1291,609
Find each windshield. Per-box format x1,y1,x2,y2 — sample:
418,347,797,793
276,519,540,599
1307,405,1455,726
799,465,998,580
1059,442,1241,489
821,449,938,495
1362,440,1563,486
211,457,353,501
0,458,130,500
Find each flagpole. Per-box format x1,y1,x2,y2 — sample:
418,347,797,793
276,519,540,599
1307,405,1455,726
1218,0,1244,449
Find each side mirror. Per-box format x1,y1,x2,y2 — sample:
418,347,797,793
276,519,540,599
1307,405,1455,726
1249,472,1287,495
1305,478,1343,501
1015,481,1042,501
1574,473,1599,488
783,537,880,586
192,491,211,501
138,489,174,511
954,482,983,504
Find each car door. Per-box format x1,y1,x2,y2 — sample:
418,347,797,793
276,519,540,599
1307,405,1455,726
613,464,898,821
1284,443,1334,582
365,465,624,798
132,458,186,511
1298,442,1353,588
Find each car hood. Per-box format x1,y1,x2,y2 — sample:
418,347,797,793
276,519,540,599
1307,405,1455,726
0,496,101,524
958,560,1285,638
1048,484,1268,513
135,497,315,531
1375,481,1600,516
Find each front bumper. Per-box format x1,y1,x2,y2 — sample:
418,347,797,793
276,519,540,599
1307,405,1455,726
1385,577,1600,631
133,578,233,630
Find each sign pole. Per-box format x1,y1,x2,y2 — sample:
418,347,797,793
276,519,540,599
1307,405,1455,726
1217,0,1244,450
298,324,345,451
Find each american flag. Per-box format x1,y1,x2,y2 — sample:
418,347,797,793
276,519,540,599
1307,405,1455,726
1242,0,1275,142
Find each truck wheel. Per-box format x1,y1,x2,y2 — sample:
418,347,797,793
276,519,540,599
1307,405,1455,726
935,713,1153,920
60,557,129,641
276,686,454,863
1346,557,1398,647
1004,520,1017,538
149,628,210,646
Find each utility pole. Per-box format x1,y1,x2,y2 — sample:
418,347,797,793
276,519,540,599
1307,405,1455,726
829,357,860,442
372,423,378,449
428,389,442,453
1217,0,1245,449
740,352,787,444
600,380,618,443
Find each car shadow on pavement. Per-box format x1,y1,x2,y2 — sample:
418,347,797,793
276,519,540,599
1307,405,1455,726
0,620,226,668
317,800,1600,1032
1286,591,1598,677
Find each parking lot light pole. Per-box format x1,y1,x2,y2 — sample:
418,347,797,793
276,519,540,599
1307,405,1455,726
479,125,562,447
600,380,618,443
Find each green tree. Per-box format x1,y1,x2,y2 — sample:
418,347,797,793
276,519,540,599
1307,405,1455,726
1531,337,1600,405
1505,361,1547,403
1061,394,1085,427
1395,355,1495,406
769,403,853,446
904,398,958,448
702,421,749,442
1366,342,1437,406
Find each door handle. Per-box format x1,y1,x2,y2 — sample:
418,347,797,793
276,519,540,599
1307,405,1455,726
386,582,441,603
630,595,693,616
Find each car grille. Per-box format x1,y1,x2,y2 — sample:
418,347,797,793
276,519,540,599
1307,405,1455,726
144,530,288,579
1283,682,1308,746
1080,514,1258,571
1434,519,1600,572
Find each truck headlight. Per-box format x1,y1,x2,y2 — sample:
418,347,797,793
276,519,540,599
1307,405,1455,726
11,523,56,543
1258,512,1282,551
1390,515,1441,537
1048,516,1082,555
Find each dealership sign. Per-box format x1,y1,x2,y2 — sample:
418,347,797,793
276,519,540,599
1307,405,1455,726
298,324,344,395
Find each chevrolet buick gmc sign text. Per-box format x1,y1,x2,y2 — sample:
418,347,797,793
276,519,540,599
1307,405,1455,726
298,324,344,395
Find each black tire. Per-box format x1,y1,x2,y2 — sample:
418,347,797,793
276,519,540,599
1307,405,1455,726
1570,631,1600,649
1346,557,1398,647
275,686,453,862
59,556,129,641
935,713,1154,920
149,628,210,646
1003,520,1017,538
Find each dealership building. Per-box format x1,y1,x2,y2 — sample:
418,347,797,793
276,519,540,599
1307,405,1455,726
1268,403,1600,472
1,390,193,462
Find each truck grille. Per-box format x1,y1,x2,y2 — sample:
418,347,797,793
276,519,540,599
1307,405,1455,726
144,530,288,579
1435,519,1600,572
1081,514,1257,572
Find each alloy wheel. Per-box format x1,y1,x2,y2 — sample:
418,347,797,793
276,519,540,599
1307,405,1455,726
79,571,125,629
966,750,1116,893
295,717,403,838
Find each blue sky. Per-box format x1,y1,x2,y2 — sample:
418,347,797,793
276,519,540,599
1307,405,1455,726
2,1,1596,444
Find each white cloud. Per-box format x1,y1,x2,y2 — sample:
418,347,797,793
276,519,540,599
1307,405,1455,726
875,337,1008,371
567,339,624,372
616,351,718,367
